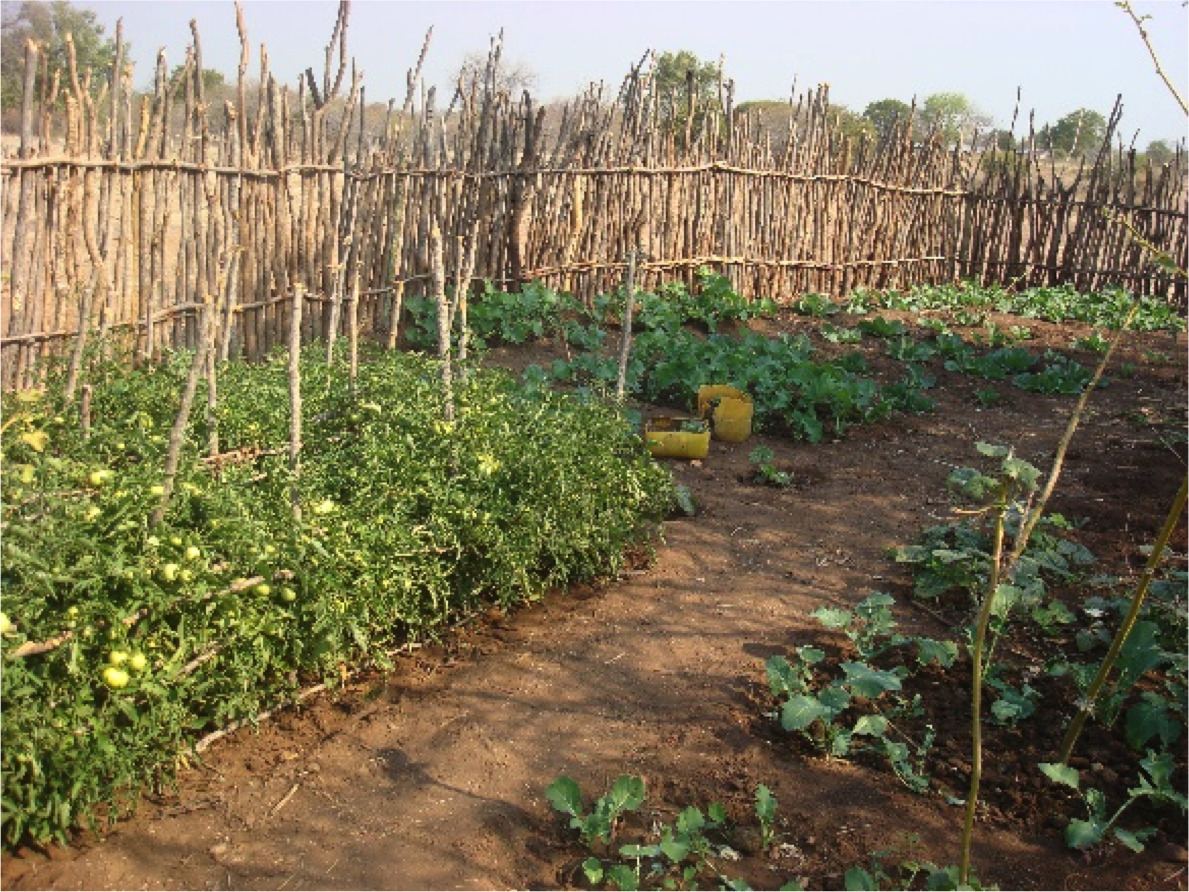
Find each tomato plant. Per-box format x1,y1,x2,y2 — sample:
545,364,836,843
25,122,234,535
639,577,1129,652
1,340,675,849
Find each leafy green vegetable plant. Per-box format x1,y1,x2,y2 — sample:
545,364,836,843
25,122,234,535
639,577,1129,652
1039,753,1187,852
748,446,792,487
1,342,676,849
546,774,646,848
790,292,840,318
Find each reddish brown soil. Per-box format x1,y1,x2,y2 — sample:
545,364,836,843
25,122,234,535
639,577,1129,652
2,309,1186,891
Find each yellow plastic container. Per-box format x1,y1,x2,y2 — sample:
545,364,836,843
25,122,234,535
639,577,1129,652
697,385,754,442
644,416,711,460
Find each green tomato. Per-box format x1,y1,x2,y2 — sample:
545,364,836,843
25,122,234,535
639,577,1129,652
255,584,271,597
160,563,180,582
102,666,130,689
108,650,129,666
0,613,12,635
146,536,160,548
313,499,336,516
89,469,113,487
149,485,165,497
84,505,102,522
128,652,148,672
170,536,183,547
184,546,201,562
280,588,297,603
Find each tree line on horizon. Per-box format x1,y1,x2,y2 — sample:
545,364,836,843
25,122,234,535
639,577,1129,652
0,0,1182,169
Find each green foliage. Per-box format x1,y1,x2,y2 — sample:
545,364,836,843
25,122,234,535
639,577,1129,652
547,774,646,847
790,292,841,318
748,446,791,487
1,342,674,848
553,775,771,891
820,324,863,344
841,835,994,890
973,388,1001,408
856,317,907,339
893,495,1092,611
862,99,912,141
1071,331,1111,354
1,0,125,111
755,784,778,850
1143,139,1175,167
1037,108,1108,158
1013,353,1098,395
1039,752,1186,852
652,50,720,140
406,280,580,349
766,595,946,790
831,105,877,142
918,93,991,146
847,281,1183,333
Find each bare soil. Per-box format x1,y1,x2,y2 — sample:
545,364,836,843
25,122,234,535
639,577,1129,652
2,309,1187,891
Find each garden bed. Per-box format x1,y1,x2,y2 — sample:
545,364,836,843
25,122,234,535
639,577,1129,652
2,277,1186,891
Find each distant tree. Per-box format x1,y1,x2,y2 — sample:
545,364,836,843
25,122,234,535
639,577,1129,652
989,129,1017,151
652,49,718,103
1,1,124,111
1143,138,1174,166
832,104,876,142
452,49,537,98
168,63,226,95
919,92,992,146
650,50,720,140
862,98,911,140
1036,108,1108,158
735,98,787,133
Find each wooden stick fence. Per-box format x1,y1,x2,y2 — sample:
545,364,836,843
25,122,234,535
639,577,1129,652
2,2,1186,389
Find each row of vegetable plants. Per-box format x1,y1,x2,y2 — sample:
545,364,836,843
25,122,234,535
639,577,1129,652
1,340,676,848
515,272,1185,888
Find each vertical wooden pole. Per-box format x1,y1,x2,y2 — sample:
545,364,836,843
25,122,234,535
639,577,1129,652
289,284,304,522
615,248,639,402
151,296,212,528
430,224,454,423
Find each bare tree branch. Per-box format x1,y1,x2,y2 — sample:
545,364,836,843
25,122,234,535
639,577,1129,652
1118,0,1188,116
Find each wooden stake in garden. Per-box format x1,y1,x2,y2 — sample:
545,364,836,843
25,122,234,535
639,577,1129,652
288,284,304,521
615,248,640,403
151,296,213,527
348,264,361,395
430,224,454,423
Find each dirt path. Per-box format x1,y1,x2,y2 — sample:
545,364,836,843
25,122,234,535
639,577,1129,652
3,319,1186,891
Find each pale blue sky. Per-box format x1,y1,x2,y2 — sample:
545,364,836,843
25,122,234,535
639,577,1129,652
75,0,1189,144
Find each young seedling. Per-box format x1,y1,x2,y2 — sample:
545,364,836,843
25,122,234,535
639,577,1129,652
749,446,792,487
546,774,646,848
755,784,778,852
1039,752,1187,852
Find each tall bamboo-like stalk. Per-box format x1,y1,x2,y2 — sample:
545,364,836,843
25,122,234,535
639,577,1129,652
288,284,304,521
151,297,213,527
958,474,1012,885
429,224,453,422
348,265,360,394
615,249,639,402
1057,475,1188,764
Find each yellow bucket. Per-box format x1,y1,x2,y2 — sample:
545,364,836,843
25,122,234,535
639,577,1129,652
645,416,711,460
697,385,753,442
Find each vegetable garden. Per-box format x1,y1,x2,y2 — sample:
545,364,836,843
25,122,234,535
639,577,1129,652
2,269,1186,891
2,2,1187,887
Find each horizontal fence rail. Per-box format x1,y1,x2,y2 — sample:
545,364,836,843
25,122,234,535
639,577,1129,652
2,2,1186,389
